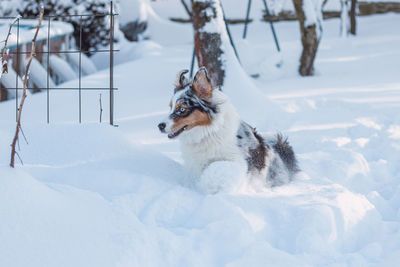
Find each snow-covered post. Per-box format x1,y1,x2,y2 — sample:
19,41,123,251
191,0,229,87
292,0,323,76
340,0,350,37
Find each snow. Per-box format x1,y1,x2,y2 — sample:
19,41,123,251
48,55,78,83
0,61,21,97
67,52,97,75
118,0,149,25
28,57,55,89
1,7,400,267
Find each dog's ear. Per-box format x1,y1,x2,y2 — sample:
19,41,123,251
192,67,212,100
174,69,190,89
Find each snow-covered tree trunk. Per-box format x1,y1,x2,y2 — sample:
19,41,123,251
340,0,350,37
292,0,323,76
191,0,227,87
350,0,357,35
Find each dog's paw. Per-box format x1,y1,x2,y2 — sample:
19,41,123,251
196,161,247,194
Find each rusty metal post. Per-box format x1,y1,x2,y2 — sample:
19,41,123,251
15,18,20,121
109,1,114,126
46,17,51,123
79,15,82,123
243,0,252,39
220,2,241,64
189,47,195,78
262,0,281,52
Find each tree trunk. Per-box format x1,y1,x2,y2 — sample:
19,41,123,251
292,0,321,76
350,0,357,35
191,0,225,87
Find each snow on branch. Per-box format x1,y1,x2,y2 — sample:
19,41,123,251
0,16,20,79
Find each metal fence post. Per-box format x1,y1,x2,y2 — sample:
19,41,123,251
15,18,20,121
79,15,82,123
243,0,252,39
109,1,114,126
46,17,51,123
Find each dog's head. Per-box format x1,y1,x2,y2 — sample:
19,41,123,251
158,67,217,139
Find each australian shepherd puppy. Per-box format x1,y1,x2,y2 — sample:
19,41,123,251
158,67,299,187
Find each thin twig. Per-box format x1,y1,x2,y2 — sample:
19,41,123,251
19,125,29,145
10,8,44,168
15,151,23,165
1,16,20,77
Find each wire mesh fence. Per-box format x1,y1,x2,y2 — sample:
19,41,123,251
0,1,118,126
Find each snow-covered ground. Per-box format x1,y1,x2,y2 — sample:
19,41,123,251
1,9,400,267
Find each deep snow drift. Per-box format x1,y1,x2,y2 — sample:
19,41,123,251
1,11,400,267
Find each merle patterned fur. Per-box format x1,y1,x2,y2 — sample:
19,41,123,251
272,134,299,173
169,85,218,121
237,122,299,185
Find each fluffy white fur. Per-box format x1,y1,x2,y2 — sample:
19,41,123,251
178,90,245,177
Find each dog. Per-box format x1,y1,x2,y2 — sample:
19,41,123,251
158,67,299,187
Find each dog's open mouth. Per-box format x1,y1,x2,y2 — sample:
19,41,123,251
168,125,188,139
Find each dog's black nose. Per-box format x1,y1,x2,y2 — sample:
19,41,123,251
158,122,166,132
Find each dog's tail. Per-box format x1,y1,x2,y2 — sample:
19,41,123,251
272,134,300,176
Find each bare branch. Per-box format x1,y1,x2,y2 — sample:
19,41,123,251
10,8,44,168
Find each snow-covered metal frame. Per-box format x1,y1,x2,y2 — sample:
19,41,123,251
1,1,118,126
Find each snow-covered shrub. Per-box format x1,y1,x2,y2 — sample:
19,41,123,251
0,0,21,16
17,0,113,55
120,20,147,42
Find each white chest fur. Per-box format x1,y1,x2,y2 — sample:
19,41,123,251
179,91,245,177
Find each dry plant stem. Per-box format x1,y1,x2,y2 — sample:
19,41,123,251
1,17,19,75
10,8,44,168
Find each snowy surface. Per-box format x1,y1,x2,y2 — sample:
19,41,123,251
1,9,400,267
